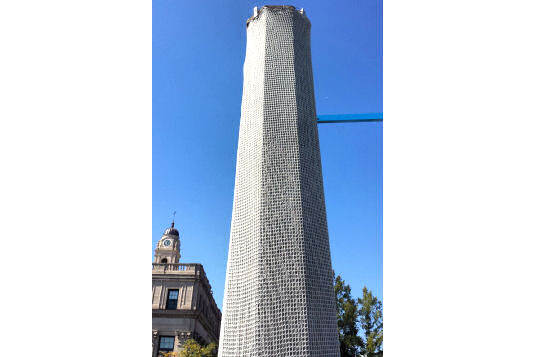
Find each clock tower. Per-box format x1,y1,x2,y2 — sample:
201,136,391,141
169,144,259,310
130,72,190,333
154,221,181,264
152,219,221,356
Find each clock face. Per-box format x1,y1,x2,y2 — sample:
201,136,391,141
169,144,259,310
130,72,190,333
163,239,172,247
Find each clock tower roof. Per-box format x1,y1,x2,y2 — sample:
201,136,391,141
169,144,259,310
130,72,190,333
163,221,179,237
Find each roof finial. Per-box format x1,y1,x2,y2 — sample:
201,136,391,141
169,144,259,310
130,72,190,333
171,211,176,228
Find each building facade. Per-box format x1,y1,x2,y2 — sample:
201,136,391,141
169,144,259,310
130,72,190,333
152,222,221,357
218,6,340,357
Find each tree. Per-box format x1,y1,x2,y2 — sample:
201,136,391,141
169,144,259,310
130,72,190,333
175,339,217,357
335,274,364,357
358,287,383,355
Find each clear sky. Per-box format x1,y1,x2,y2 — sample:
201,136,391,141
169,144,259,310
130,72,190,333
153,0,383,308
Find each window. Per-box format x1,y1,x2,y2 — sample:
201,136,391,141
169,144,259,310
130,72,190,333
161,258,168,264
166,289,178,310
158,336,174,356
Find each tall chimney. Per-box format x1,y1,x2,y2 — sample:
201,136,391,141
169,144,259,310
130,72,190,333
219,6,340,356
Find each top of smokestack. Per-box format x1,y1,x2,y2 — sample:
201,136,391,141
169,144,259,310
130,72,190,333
246,5,308,28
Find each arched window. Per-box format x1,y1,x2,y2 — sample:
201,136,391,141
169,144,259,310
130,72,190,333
161,258,168,264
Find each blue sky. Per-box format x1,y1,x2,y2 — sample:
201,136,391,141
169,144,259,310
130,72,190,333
153,0,382,308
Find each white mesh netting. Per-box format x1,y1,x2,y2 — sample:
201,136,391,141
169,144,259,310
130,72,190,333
218,6,340,356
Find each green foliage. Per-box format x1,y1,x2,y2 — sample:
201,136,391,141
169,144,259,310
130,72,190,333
335,274,364,357
176,339,217,357
335,274,383,357
161,352,178,357
358,287,383,354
